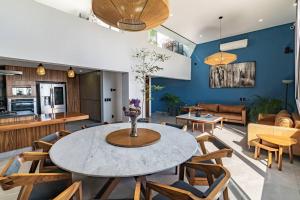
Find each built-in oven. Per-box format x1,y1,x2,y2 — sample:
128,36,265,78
8,98,37,114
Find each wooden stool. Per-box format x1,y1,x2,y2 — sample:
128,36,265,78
251,139,279,168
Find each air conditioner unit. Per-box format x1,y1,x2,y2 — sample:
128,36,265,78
220,39,248,51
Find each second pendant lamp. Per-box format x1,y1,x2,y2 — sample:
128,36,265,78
204,16,237,66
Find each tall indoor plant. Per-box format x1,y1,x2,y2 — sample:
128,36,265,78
160,93,182,116
248,95,283,122
132,48,170,119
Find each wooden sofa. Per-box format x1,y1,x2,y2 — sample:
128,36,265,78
248,110,300,156
193,103,247,125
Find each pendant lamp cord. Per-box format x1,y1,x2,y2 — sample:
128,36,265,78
219,16,223,51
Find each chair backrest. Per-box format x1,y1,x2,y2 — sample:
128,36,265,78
33,130,71,151
81,122,108,129
145,163,230,200
196,135,233,165
0,152,72,200
185,162,230,199
161,122,187,131
0,152,49,190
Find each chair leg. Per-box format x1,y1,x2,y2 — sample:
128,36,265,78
257,147,261,157
223,187,229,200
192,123,195,132
267,151,272,168
275,151,278,163
254,146,258,159
179,164,185,181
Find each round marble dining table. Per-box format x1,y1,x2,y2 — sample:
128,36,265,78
50,122,198,177
49,122,198,199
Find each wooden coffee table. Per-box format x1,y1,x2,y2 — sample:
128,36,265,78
176,114,223,134
257,134,298,171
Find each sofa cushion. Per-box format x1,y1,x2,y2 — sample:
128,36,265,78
219,105,245,114
216,113,242,121
201,111,216,115
292,113,300,128
277,110,291,117
275,110,293,128
198,104,219,112
275,116,294,128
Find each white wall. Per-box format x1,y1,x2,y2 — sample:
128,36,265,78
0,0,191,113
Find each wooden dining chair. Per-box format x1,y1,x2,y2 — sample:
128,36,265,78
31,130,71,173
145,162,230,200
0,152,82,200
81,122,109,129
161,122,188,132
161,122,188,174
182,134,232,200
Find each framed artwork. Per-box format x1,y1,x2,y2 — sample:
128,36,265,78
209,61,256,88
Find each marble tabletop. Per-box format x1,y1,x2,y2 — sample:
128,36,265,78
176,113,222,122
49,123,198,177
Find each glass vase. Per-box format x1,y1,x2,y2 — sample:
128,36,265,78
130,116,138,137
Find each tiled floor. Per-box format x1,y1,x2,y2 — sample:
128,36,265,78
1,113,300,200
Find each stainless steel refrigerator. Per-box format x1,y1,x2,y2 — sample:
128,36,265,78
38,83,66,114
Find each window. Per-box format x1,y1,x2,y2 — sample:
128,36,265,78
148,29,195,57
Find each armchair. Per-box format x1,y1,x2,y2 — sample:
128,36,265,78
145,162,230,200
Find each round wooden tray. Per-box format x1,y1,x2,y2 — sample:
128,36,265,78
106,128,161,148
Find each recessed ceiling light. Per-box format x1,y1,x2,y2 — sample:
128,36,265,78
199,34,203,38
294,2,298,7
169,13,173,17
258,19,263,22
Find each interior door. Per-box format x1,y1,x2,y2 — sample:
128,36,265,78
39,83,53,114
52,84,66,113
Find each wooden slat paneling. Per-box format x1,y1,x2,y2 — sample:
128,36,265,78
0,123,65,152
67,75,80,113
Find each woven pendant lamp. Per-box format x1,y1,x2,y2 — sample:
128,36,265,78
92,0,169,31
204,16,237,66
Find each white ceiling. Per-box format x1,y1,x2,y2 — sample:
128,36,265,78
35,0,297,43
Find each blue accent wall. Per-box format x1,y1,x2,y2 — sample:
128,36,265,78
152,24,295,112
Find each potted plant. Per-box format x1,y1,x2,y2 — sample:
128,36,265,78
160,93,182,116
132,48,170,121
248,95,283,122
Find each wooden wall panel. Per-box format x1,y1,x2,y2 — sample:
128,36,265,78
5,66,80,112
0,123,65,152
67,75,80,113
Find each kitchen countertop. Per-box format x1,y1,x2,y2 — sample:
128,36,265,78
0,111,35,119
0,113,89,131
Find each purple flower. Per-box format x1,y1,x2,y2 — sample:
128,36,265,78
129,99,141,108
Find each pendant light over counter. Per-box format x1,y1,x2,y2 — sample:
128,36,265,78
36,63,76,78
92,0,169,31
36,63,46,76
204,16,237,66
67,67,75,78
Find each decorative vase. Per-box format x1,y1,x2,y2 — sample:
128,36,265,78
130,116,138,137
